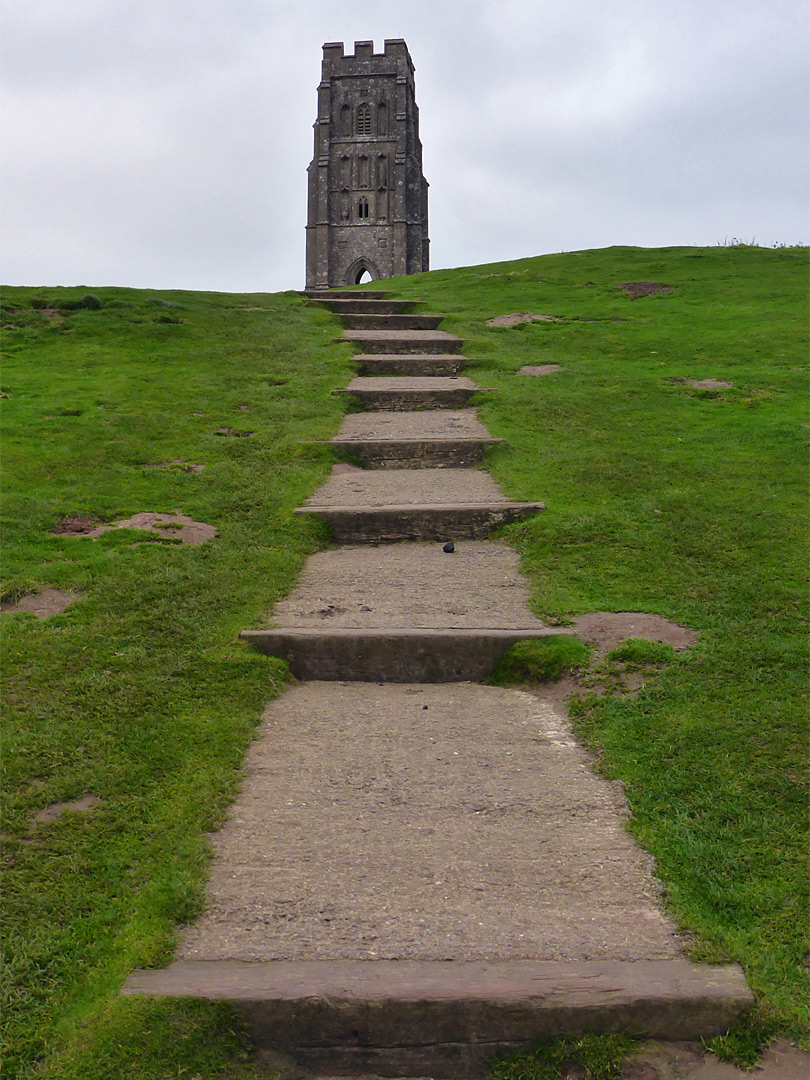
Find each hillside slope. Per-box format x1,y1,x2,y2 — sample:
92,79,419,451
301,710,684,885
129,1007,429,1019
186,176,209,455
2,246,807,1077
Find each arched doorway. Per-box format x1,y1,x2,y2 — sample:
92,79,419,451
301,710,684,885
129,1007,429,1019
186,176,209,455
346,257,380,286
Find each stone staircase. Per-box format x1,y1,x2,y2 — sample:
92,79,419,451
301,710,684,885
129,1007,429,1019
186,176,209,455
122,288,752,1077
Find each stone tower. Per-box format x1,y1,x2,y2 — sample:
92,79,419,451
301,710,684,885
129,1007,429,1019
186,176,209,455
305,39,429,289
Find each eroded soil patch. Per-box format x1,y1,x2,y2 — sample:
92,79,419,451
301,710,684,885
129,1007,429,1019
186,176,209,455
532,612,698,708
487,312,563,327
52,516,102,536
29,795,100,833
619,282,674,300
670,376,735,390
53,512,216,545
519,364,563,376
1,587,84,619
572,611,698,660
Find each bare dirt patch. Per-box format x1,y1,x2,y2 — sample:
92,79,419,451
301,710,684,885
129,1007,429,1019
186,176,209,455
572,612,698,661
533,612,699,709
625,1039,808,1080
487,312,563,327
53,512,216,545
670,376,734,390
52,515,103,536
1,587,83,620
147,460,205,473
619,282,674,300
519,364,563,376
30,794,100,832
86,512,216,545
213,427,254,437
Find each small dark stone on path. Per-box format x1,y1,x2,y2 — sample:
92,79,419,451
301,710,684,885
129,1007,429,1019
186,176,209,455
442,541,455,553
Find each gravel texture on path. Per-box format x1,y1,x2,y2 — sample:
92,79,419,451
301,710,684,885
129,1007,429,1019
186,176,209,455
178,682,682,964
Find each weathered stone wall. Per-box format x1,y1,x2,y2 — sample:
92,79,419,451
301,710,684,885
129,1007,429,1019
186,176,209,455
305,39,430,289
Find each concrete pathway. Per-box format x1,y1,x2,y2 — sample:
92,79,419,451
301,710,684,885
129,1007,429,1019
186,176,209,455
123,289,752,1077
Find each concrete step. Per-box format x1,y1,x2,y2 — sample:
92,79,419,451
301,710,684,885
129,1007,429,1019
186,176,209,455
296,466,543,541
341,329,464,355
327,410,501,468
123,958,753,1077
331,436,500,468
307,297,424,315
241,540,561,678
333,376,491,410
241,626,569,681
339,313,444,331
297,501,543,542
302,289,390,299
122,678,753,1072
354,353,467,376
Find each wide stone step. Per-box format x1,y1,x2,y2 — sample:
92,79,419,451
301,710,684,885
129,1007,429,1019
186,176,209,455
307,297,424,315
302,289,389,299
297,501,543,543
354,353,466,376
340,313,444,331
241,626,570,681
296,466,543,541
241,540,559,678
332,438,500,469
341,329,464,354
123,958,753,1077
327,409,500,468
333,376,491,410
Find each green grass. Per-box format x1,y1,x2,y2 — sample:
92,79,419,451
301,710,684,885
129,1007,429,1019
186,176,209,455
1,286,353,1078
385,245,810,1057
2,245,808,1076
489,1033,637,1080
486,636,592,685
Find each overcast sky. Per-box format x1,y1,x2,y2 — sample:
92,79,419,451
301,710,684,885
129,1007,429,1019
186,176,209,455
1,0,807,293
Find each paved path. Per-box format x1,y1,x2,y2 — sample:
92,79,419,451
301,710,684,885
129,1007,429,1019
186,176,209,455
123,289,752,1077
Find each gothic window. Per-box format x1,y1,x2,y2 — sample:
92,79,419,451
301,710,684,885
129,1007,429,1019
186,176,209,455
356,102,372,135
358,155,370,188
357,197,369,219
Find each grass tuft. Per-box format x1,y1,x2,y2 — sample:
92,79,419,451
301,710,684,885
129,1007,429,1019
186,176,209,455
490,1033,637,1080
486,636,592,685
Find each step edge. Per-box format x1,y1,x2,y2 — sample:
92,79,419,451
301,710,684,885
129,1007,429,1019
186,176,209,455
122,958,752,1004
294,502,545,514
241,627,570,640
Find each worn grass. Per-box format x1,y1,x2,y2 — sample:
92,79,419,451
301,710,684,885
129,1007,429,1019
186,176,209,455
2,245,807,1077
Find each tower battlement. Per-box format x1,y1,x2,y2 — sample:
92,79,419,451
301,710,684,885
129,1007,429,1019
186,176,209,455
306,39,429,289
322,39,411,62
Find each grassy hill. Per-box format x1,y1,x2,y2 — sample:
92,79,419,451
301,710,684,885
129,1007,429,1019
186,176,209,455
2,245,807,1078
